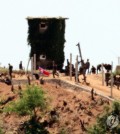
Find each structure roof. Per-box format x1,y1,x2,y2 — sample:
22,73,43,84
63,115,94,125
26,16,68,20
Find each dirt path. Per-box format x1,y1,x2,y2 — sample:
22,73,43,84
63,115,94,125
59,73,120,101
12,72,120,101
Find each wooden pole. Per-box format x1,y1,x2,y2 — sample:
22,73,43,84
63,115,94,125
76,43,82,61
110,61,113,98
70,53,72,80
102,63,104,86
26,57,30,74
31,57,34,80
75,55,78,84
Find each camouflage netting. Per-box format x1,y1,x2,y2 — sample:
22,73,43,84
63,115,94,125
27,17,67,70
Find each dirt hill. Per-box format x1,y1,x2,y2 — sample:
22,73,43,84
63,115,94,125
0,72,116,134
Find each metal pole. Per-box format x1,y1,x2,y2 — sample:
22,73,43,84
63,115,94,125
70,53,72,80
110,61,113,98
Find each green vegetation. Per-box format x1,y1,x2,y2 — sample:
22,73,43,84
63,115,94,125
87,101,120,134
27,18,66,70
4,85,48,116
4,85,49,133
0,128,3,134
113,70,120,76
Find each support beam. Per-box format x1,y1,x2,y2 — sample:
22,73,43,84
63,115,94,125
75,55,78,84
70,53,72,80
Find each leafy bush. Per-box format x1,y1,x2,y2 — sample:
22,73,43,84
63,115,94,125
4,85,48,116
4,85,49,133
87,101,120,134
87,124,106,134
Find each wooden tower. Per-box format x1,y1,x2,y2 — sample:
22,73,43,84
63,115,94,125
26,17,68,70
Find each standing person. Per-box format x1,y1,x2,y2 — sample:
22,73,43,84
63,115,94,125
19,61,23,70
105,70,110,86
81,60,86,80
91,66,96,74
86,59,90,74
79,60,86,82
52,61,59,78
8,63,13,79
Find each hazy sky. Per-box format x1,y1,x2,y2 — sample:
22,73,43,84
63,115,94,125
0,0,120,70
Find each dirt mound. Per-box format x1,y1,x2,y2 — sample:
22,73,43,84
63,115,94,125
0,75,111,134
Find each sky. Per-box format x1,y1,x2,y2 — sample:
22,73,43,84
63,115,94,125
0,0,120,71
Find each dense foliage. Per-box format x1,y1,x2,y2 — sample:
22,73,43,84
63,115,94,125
4,85,48,116
27,18,66,70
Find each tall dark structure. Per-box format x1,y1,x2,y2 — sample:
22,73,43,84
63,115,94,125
26,17,68,70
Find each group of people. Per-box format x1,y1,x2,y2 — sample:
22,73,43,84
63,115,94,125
76,59,90,83
6,59,104,81
6,59,92,82
8,61,23,79
5,58,120,91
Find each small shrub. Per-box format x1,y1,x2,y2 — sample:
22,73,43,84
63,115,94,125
87,124,106,134
4,85,48,116
87,101,120,134
4,85,49,133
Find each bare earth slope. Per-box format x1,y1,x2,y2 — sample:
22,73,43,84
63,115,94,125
0,73,116,134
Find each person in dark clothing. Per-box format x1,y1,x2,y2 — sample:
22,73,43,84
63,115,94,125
19,61,23,70
105,70,111,86
91,66,96,74
80,60,86,82
33,73,39,80
8,63,13,79
86,59,90,74
67,59,70,66
97,64,101,74
52,61,59,78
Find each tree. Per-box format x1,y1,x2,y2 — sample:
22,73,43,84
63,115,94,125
4,85,49,133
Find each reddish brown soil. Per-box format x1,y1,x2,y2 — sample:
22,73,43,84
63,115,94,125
0,73,114,134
